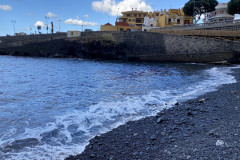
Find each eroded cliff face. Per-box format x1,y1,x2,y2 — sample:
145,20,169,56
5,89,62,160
0,32,240,63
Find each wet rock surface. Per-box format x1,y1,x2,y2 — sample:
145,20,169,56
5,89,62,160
1,138,40,153
66,67,240,160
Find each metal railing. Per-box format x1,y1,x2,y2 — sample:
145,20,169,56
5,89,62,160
155,20,240,31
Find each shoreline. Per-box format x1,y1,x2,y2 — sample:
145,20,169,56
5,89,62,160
66,66,240,160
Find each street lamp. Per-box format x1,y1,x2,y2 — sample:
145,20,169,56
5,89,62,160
81,25,85,32
11,20,16,35
30,26,32,35
45,16,49,34
192,0,203,24
78,16,85,32
58,19,62,32
116,8,119,31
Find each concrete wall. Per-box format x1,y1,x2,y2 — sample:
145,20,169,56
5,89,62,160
0,31,239,63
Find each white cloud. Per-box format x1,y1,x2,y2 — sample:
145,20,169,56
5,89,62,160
64,18,98,26
34,21,45,27
0,4,12,11
92,0,153,16
45,12,57,18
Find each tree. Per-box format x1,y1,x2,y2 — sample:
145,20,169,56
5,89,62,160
228,0,240,15
183,0,218,23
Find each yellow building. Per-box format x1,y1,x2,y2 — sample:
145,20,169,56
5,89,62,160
157,8,193,27
101,9,148,31
101,8,193,31
118,9,148,27
100,23,116,31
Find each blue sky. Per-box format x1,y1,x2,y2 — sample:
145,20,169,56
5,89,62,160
0,0,230,36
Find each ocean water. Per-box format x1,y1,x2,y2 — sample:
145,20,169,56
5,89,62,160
0,56,236,160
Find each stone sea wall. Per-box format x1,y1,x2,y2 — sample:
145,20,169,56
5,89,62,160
0,31,240,63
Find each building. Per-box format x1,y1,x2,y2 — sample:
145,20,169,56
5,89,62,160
203,3,234,23
67,31,81,38
142,8,193,31
142,16,161,31
101,8,193,32
101,9,148,31
15,32,26,36
157,8,193,27
117,9,148,31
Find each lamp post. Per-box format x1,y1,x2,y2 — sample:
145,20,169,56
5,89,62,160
45,16,49,34
81,25,85,32
116,8,119,31
58,19,61,32
192,0,203,24
11,20,16,35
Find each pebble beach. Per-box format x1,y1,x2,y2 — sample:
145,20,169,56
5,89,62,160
66,66,240,160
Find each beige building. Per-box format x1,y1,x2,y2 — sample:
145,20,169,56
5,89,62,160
67,31,81,38
157,9,193,27
100,23,116,31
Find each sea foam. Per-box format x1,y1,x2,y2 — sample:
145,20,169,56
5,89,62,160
0,66,238,160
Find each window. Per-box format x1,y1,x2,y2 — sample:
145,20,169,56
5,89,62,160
71,32,73,36
129,19,131,22
168,18,171,22
134,14,137,17
123,19,126,22
136,19,142,23
177,19,180,23
139,14,141,17
126,14,130,17
133,19,136,22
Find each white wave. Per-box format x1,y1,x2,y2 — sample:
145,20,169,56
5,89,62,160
0,66,237,160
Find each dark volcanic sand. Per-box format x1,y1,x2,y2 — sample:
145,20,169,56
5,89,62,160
66,67,240,160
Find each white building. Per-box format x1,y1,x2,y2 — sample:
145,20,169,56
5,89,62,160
142,16,161,31
67,31,81,38
203,3,234,23
235,14,240,21
143,17,158,27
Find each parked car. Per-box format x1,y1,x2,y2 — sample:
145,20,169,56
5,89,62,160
84,29,93,32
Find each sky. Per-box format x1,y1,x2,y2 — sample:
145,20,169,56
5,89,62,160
0,0,231,36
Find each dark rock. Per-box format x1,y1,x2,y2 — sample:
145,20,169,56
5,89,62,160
231,91,238,94
157,117,164,124
90,153,96,158
161,132,166,136
1,138,40,152
133,151,138,156
199,99,206,103
150,135,157,140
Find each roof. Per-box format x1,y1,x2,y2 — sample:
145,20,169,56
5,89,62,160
115,22,129,26
121,10,148,14
104,23,113,26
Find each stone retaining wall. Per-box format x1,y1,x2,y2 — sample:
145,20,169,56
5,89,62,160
0,31,240,63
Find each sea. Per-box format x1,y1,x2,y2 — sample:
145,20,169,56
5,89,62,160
0,55,237,160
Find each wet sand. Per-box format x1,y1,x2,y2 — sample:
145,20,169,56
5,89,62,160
66,67,240,160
